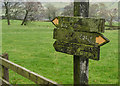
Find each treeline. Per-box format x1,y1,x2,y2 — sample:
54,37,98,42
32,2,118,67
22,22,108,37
2,2,119,26
2,2,72,25
2,2,44,25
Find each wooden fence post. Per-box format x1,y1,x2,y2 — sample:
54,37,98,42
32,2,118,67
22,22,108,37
74,56,89,85
2,53,9,83
74,1,89,85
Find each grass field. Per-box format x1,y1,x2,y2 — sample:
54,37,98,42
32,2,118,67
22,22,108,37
2,20,118,84
105,21,120,26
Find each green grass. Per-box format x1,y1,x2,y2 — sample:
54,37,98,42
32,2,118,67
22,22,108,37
105,21,120,26
2,20,118,84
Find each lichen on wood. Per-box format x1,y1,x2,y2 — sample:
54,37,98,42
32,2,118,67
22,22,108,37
56,16,105,33
53,41,100,60
53,28,104,46
52,16,105,60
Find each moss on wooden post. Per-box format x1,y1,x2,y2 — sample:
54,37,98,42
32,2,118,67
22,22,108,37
74,2,80,16
74,0,89,85
74,1,89,17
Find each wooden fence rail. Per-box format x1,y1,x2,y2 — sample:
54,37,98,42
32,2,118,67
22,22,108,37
0,54,61,86
105,25,120,30
1,79,13,86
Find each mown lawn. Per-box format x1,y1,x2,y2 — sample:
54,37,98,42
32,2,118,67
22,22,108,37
2,20,118,84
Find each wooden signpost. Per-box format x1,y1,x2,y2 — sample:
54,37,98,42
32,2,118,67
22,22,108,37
52,17,105,33
52,17,109,46
52,17,109,60
52,1,110,85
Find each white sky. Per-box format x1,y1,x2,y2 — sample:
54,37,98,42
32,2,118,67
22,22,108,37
1,0,120,2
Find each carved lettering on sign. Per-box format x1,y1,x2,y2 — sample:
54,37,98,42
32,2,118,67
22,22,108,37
53,28,109,46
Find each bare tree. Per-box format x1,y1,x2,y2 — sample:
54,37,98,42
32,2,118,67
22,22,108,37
97,3,108,18
45,4,58,21
90,3,118,26
61,3,74,16
89,3,99,17
2,2,25,24
9,2,24,20
107,8,118,26
4,2,10,25
21,2,43,25
98,3,118,26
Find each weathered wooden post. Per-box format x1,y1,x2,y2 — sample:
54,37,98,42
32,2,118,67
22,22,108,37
52,1,109,85
2,53,9,83
74,0,89,85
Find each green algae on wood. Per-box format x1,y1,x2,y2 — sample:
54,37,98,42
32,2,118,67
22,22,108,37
52,16,105,33
53,41,100,60
53,28,109,46
54,28,99,46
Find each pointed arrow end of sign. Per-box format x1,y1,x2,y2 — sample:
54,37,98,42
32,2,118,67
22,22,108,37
96,35,110,46
51,17,59,26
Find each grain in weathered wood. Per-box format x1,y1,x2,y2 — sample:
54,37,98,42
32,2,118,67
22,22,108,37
2,53,9,82
74,55,89,85
0,57,59,85
53,41,100,60
1,79,13,86
73,1,89,85
53,16,105,33
54,28,100,46
53,28,109,47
